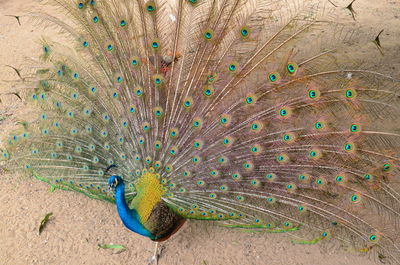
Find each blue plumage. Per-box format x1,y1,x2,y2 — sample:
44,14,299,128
108,176,154,239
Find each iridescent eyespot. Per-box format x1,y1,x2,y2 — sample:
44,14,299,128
152,74,163,86
240,26,251,38
308,89,318,99
383,163,392,172
245,94,256,105
116,75,123,83
283,222,291,227
350,193,361,203
315,177,325,186
251,180,260,187
282,132,296,143
135,87,143,97
250,121,263,133
169,146,178,156
121,120,129,128
314,121,324,129
266,197,276,204
142,122,150,132
218,156,227,164
89,86,97,94
151,40,160,49
210,170,219,177
345,89,357,98
193,140,203,150
364,174,373,181
203,28,214,40
278,107,292,118
308,149,321,159
154,161,162,168
154,141,162,150
192,156,201,164
368,234,379,243
265,173,276,181
131,56,140,67
243,162,254,171
153,107,163,118
100,129,108,137
228,62,238,73
350,124,360,132
344,143,354,152
138,137,145,145
203,86,214,97
169,128,179,138
298,206,306,212
268,73,280,82
286,63,298,74
220,114,231,126
193,118,203,129
146,1,156,13
236,195,244,201
232,173,241,180
145,157,153,164
276,153,289,163
223,136,233,147
286,183,296,191
335,175,346,184
321,231,329,238
187,0,198,5
250,144,262,155
207,73,218,84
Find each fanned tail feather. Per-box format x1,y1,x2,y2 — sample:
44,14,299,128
1,0,399,263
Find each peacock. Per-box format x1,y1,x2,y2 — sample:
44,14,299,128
1,0,399,264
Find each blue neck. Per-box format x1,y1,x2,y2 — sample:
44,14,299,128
114,182,154,239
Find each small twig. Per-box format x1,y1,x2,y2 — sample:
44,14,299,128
39,212,53,235
4,65,24,81
373,29,385,56
346,0,357,21
4,15,22,26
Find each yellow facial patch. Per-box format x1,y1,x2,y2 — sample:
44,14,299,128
129,171,164,223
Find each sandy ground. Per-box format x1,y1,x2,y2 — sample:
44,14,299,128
0,0,399,264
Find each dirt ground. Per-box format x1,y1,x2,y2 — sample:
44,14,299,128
0,0,399,264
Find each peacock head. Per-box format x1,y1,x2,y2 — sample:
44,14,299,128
108,175,124,190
